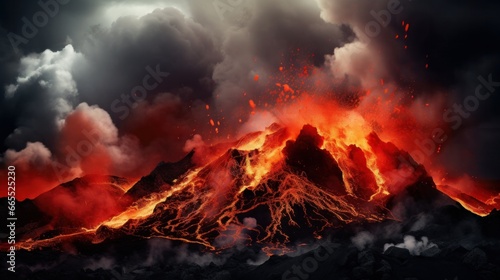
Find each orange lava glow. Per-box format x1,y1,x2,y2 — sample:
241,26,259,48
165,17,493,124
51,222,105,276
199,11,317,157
16,98,405,252
14,93,498,253
11,58,498,253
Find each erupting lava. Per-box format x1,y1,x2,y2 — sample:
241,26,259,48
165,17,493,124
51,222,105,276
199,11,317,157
12,98,497,253
107,123,396,254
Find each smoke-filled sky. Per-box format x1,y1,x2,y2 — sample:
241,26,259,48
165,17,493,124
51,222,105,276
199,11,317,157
1,0,499,199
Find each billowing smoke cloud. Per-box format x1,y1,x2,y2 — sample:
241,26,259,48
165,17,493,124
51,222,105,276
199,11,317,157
0,0,352,199
3,45,83,150
1,0,499,200
383,235,437,256
316,0,500,185
3,142,60,199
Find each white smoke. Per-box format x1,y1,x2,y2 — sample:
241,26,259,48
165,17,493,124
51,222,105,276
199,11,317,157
383,235,437,256
246,251,270,266
351,231,375,251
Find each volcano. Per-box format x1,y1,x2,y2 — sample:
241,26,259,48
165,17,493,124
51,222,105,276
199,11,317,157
9,124,402,250
3,124,500,279
111,124,396,253
7,123,489,248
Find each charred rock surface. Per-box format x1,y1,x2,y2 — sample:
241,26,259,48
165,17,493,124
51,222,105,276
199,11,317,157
124,150,195,201
283,124,346,196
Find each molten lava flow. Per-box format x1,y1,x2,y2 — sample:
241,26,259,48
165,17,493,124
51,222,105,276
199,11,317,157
433,173,500,216
90,122,413,254
18,108,434,253
16,98,497,252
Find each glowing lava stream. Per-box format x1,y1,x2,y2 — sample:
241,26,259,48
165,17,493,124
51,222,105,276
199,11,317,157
19,117,397,252
102,127,286,230
17,108,495,252
94,121,398,253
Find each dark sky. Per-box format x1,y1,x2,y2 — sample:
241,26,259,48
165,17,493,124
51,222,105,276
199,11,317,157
0,0,499,198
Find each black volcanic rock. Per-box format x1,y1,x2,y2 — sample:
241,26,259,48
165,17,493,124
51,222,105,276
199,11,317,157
0,197,50,240
384,246,411,260
421,245,441,257
463,248,488,270
346,144,379,200
282,124,346,195
385,176,460,219
375,259,392,278
439,245,470,262
125,150,195,201
482,209,500,237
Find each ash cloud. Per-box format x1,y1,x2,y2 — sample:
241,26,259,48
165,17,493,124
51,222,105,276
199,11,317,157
317,0,500,183
0,0,352,198
0,0,499,199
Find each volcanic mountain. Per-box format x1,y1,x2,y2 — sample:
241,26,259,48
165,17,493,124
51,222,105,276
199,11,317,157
112,124,395,253
11,122,487,254
4,123,500,280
